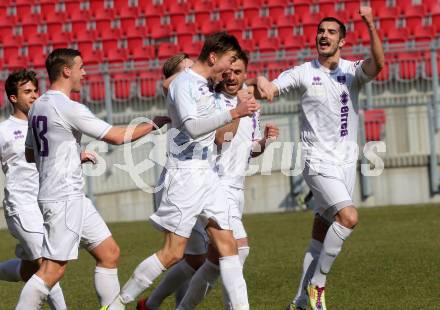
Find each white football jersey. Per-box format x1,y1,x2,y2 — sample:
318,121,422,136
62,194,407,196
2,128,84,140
25,90,112,201
0,116,39,216
166,69,223,168
215,92,262,189
273,58,372,165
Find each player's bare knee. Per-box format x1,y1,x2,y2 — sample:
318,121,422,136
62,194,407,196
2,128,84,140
337,206,358,228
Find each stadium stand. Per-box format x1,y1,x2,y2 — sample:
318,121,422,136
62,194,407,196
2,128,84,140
0,0,439,112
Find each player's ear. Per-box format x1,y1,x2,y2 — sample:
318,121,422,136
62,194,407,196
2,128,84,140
207,52,216,67
9,95,17,104
339,37,346,48
63,65,72,78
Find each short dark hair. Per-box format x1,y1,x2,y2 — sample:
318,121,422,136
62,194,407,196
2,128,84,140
198,32,242,62
318,17,346,39
236,49,249,69
5,69,39,103
162,52,190,78
45,48,82,83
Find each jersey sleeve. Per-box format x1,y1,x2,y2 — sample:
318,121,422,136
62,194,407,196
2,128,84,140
353,60,374,85
62,102,112,139
272,66,302,95
170,78,198,123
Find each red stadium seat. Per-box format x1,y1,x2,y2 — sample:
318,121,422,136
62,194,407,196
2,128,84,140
274,14,296,27
89,1,114,20
219,9,235,22
215,0,236,10
241,38,256,52
423,52,440,78
257,37,279,53
169,12,186,26
199,20,223,35
3,57,27,70
138,72,157,98
190,1,213,13
182,41,203,58
113,0,137,17
407,25,434,42
128,45,155,62
150,24,172,40
398,3,425,16
364,109,386,142
86,74,106,102
112,73,134,100
267,5,284,21
165,1,189,15
265,0,285,6
370,0,397,18
425,2,440,15
157,43,179,60
102,39,127,63
397,55,418,80
281,35,304,52
145,16,161,32
138,1,163,17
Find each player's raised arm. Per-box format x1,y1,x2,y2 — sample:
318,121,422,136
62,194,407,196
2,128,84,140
360,6,385,78
101,116,170,145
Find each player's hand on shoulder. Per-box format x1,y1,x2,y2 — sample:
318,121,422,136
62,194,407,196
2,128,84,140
256,76,275,102
359,6,374,25
152,116,171,129
264,123,279,141
80,151,97,164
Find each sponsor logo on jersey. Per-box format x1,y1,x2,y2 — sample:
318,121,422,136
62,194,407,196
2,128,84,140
312,76,322,86
13,130,24,140
337,75,346,84
340,91,349,137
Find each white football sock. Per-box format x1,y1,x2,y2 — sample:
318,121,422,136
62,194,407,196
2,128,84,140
117,254,166,305
47,282,67,310
16,274,49,310
146,260,195,309
219,255,249,310
222,246,250,309
293,239,322,308
311,222,352,288
94,267,120,306
177,260,219,310
0,258,22,282
238,246,250,266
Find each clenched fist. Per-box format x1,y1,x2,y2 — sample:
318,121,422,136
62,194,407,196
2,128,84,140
234,89,261,118
264,123,279,141
359,6,374,26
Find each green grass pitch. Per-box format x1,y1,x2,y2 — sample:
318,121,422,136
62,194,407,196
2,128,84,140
1,204,439,309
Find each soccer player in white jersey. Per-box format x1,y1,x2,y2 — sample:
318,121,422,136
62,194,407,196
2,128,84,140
15,48,170,310
140,51,279,310
0,70,66,309
176,50,280,310
256,7,384,310
104,32,259,310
